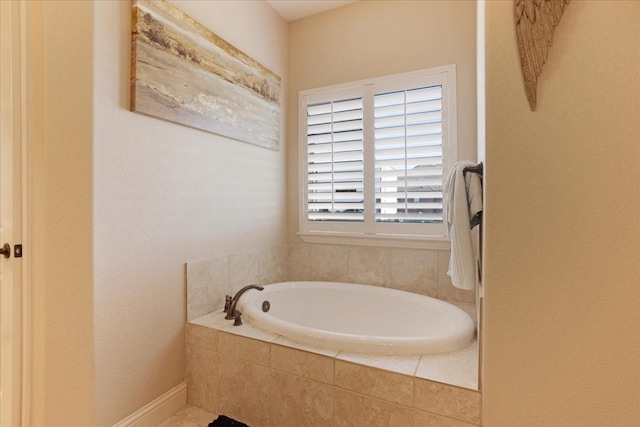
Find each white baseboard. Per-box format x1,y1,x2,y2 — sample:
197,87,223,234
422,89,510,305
112,382,187,427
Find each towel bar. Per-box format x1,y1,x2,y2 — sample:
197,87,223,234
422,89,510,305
463,162,483,177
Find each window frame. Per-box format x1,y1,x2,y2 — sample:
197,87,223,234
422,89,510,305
298,65,457,249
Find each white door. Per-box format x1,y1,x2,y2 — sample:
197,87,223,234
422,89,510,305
0,1,25,425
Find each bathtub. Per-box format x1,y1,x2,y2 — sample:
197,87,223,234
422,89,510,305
237,281,475,355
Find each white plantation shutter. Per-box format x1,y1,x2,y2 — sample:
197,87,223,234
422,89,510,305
306,97,364,222
300,65,456,239
374,85,443,223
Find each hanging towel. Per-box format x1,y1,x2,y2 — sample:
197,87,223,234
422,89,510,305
443,161,483,291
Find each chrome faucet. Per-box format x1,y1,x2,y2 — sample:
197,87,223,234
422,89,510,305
224,284,264,325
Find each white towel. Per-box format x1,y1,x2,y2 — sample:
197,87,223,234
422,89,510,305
443,161,483,291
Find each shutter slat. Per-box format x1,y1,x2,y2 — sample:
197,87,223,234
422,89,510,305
376,167,442,178
308,160,363,174
308,213,363,221
374,123,442,140
309,182,364,192
375,213,442,222
374,134,442,150
308,202,364,210
375,145,442,160
376,179,442,188
308,133,333,145
375,203,442,212
308,171,364,182
406,86,442,102
375,191,443,199
375,157,443,169
375,100,442,118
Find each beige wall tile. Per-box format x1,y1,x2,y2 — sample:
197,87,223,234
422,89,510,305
309,244,349,282
261,245,287,284
217,331,270,366
185,323,218,352
229,249,262,293
335,360,413,406
186,255,229,320
414,378,481,425
438,251,475,303
348,246,392,286
333,388,415,427
217,355,271,427
269,370,334,427
390,248,439,297
414,409,479,427
271,344,334,384
286,243,311,281
185,344,217,414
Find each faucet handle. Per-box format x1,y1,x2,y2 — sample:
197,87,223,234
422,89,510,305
233,311,243,326
223,295,233,313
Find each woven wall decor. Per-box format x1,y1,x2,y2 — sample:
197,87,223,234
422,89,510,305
514,0,570,111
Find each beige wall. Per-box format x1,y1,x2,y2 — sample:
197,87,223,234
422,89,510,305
29,1,96,425
483,1,640,425
29,0,288,425
286,0,477,241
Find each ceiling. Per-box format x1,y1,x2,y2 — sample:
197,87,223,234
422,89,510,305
266,0,357,22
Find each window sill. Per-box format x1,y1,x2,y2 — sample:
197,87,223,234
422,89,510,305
297,231,451,250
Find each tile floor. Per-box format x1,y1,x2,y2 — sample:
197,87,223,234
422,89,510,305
158,404,215,427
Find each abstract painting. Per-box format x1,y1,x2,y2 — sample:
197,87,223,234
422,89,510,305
131,0,281,150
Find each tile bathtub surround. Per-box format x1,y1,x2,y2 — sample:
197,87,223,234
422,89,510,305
185,343,217,414
334,360,414,406
270,370,334,427
187,243,474,321
333,388,414,427
217,354,272,426
184,245,479,426
185,255,229,321
270,344,334,384
286,243,474,304
186,246,288,321
414,379,482,425
347,246,392,286
186,312,481,427
391,248,439,296
309,244,350,282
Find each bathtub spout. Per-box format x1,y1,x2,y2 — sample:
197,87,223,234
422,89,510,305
225,284,264,322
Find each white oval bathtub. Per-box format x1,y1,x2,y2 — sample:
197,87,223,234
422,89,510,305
237,281,475,355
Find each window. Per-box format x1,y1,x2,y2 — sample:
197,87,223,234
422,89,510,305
299,65,457,247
